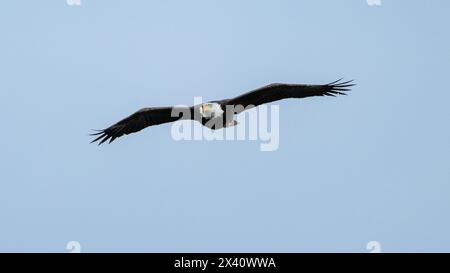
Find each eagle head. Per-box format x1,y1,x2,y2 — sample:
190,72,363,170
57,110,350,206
199,103,224,119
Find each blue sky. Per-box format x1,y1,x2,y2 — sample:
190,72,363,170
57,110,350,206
0,0,449,252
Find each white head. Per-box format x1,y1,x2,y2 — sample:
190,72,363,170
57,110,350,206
199,103,224,119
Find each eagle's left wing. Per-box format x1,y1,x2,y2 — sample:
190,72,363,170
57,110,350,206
223,79,354,113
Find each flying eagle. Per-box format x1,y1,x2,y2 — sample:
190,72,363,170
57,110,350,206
91,79,354,145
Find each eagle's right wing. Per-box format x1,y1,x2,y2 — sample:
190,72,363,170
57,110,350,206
91,106,192,145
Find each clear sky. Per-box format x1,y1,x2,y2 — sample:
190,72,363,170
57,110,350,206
1,0,449,252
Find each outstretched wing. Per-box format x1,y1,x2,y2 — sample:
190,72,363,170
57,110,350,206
224,79,354,112
91,106,191,145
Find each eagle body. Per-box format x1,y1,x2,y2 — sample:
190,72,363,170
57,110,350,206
91,79,354,145
197,101,238,129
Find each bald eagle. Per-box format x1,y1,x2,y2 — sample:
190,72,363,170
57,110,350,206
91,79,354,145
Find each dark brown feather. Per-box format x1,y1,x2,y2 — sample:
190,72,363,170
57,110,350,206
223,79,354,113
91,106,192,145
